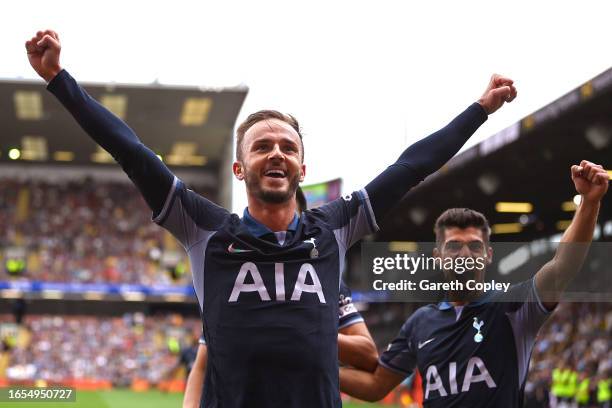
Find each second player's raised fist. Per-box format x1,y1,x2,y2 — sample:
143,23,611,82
571,160,609,204
25,30,62,83
477,74,518,115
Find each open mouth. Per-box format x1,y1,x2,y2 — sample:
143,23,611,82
264,169,286,179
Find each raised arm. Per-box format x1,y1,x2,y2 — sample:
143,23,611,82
365,74,517,221
25,30,174,216
340,364,405,402
535,160,609,309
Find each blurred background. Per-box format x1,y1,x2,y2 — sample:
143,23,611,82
1,1,612,407
0,64,610,408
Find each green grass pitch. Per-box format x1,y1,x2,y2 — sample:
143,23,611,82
0,389,393,407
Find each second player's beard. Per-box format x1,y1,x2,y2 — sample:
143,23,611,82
444,267,485,303
245,170,301,204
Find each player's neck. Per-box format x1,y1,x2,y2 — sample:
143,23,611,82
448,290,483,306
247,197,297,232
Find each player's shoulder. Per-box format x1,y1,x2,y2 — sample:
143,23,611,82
307,190,370,225
420,303,439,317
165,178,235,231
488,278,536,305
299,206,339,236
415,303,440,316
399,304,437,332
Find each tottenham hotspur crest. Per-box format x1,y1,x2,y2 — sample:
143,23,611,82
304,238,319,259
472,317,484,343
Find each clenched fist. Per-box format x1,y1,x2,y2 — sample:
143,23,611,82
477,74,517,115
25,30,62,83
571,161,609,204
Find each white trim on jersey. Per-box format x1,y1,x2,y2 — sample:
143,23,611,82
153,175,178,223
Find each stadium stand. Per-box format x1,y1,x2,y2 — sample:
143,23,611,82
0,178,213,285
0,313,200,388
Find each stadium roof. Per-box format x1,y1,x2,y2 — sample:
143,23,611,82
0,77,247,169
377,68,612,242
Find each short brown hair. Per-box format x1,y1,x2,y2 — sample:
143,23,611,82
235,110,304,161
434,208,491,244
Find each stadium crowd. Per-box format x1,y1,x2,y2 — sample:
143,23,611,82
524,302,611,407
0,178,211,285
1,302,608,407
1,313,200,386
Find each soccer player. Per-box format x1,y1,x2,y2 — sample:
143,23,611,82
165,335,200,382
26,29,515,407
182,189,378,408
339,161,609,407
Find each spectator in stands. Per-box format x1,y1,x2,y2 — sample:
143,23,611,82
0,179,211,285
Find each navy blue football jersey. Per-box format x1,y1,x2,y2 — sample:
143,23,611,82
155,178,378,408
199,281,363,345
380,279,553,408
198,282,362,347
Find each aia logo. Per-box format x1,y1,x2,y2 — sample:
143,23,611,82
424,357,496,399
229,262,326,303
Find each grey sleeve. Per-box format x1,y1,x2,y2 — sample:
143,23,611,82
505,278,555,387
154,178,228,312
153,176,230,250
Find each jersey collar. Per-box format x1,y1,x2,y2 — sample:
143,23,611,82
242,208,299,238
438,291,491,310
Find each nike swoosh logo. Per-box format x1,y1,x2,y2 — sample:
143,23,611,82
227,243,255,254
418,338,435,349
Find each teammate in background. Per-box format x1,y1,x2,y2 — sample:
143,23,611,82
339,161,608,407
183,188,378,408
183,334,207,408
165,335,200,382
26,29,515,408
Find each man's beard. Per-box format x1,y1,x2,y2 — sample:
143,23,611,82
443,265,485,302
245,171,301,204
